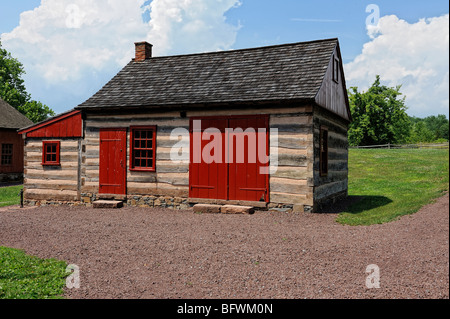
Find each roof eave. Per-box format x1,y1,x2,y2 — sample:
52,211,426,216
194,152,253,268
76,98,317,113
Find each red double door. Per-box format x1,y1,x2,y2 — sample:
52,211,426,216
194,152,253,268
189,115,269,202
99,128,127,195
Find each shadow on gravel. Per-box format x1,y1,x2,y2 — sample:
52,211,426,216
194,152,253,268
317,195,393,214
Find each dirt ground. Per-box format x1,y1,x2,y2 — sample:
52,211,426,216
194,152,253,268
0,194,448,299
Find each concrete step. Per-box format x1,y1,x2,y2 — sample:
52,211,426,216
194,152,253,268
93,200,124,209
193,204,255,215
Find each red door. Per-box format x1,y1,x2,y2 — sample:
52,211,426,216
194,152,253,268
189,115,269,202
228,116,269,202
99,128,127,195
189,118,228,200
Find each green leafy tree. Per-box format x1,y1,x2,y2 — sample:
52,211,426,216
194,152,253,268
348,75,411,146
0,40,55,122
408,121,435,143
409,115,449,142
423,115,449,141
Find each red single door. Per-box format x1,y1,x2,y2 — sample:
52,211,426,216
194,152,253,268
99,128,127,195
189,118,228,200
228,116,269,202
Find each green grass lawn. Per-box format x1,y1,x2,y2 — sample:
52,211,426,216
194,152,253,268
0,185,23,207
337,148,449,226
0,247,68,299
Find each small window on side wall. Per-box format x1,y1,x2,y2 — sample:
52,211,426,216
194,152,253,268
333,56,339,83
130,126,156,172
1,144,13,166
320,127,329,177
42,141,60,166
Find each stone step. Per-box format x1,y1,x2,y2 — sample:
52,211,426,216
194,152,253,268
93,200,124,209
193,204,222,214
221,205,254,215
193,204,255,215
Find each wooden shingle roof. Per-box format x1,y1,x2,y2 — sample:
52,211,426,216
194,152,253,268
0,98,33,129
77,38,339,111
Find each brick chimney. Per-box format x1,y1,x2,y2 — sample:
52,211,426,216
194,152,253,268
135,41,153,62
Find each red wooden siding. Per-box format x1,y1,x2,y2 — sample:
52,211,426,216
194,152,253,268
189,115,269,202
0,129,24,174
19,110,82,138
99,128,127,195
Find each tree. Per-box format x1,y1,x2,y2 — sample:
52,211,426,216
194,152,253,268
408,121,435,143
0,40,55,123
408,115,449,143
348,75,411,146
422,115,449,141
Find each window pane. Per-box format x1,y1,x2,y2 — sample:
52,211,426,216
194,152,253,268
131,128,155,169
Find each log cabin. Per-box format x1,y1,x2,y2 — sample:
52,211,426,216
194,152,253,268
19,38,351,212
0,98,33,183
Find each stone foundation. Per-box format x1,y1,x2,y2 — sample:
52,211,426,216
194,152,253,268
313,190,348,213
0,173,23,184
25,193,192,210
24,193,315,213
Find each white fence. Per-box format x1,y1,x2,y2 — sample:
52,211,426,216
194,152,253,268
350,142,449,149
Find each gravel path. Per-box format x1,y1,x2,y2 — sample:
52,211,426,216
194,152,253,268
0,194,448,299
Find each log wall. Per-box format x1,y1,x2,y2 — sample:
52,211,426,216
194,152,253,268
81,113,191,198
22,104,349,212
24,139,81,202
82,106,315,208
268,111,314,207
312,105,349,210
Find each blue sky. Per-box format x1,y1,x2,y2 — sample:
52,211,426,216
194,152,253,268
0,0,449,117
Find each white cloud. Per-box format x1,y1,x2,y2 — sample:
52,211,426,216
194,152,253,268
1,0,241,111
344,14,449,118
2,0,148,84
144,0,241,55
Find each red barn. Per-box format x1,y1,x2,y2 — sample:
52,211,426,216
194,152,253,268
0,98,33,183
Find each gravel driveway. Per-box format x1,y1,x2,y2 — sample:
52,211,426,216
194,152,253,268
0,194,448,299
